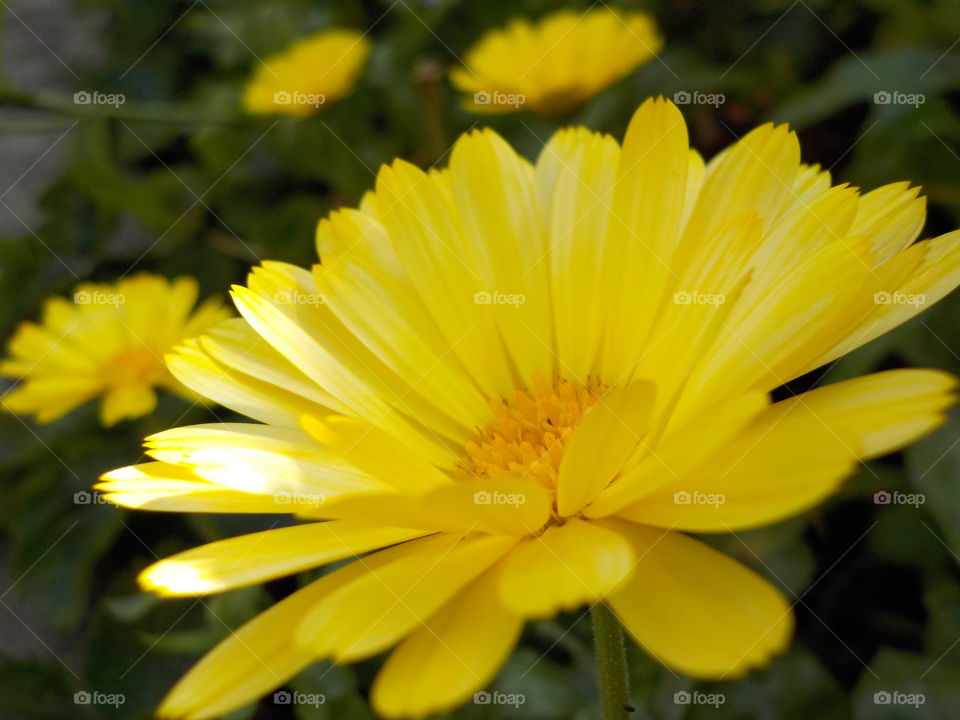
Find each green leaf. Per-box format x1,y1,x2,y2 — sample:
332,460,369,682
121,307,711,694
905,414,960,557
773,48,960,128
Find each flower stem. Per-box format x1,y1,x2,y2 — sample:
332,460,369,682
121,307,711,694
591,602,632,719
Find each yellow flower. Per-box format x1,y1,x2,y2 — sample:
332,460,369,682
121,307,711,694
242,29,370,116
102,99,960,719
1,274,229,426
451,8,662,115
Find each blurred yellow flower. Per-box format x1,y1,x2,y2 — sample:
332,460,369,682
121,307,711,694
242,29,370,116
1,274,229,426
103,99,960,719
451,8,662,115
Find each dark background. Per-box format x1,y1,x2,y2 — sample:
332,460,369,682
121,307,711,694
1,0,960,718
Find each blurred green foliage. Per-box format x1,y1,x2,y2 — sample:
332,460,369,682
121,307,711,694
1,0,960,718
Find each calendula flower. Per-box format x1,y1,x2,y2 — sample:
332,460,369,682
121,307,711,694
1,274,229,426
102,98,960,719
451,8,662,115
242,29,370,116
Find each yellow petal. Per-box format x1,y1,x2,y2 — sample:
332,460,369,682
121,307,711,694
313,209,490,437
145,423,387,498
556,382,655,516
235,264,457,460
100,383,157,426
315,193,405,278
677,238,877,421
167,338,328,427
681,149,705,228
634,211,761,418
1,299,96,373
850,182,925,262
199,318,342,412
747,184,860,289
297,533,518,661
614,369,953,531
605,520,793,678
536,127,620,380
97,462,304,514
451,10,661,115
685,122,800,241
586,392,769,518
139,521,428,596
301,492,451,531
371,568,522,719
449,128,554,383
783,163,832,214
181,295,231,340
615,396,860,532
497,518,634,617
301,476,551,537
1,376,100,423
419,476,552,535
758,368,956,460
600,98,690,380
157,564,369,720
374,160,516,398
805,230,960,370
300,414,453,494
242,30,370,116
230,276,383,416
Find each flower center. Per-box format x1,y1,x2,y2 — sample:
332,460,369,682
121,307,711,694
105,349,166,387
459,374,604,489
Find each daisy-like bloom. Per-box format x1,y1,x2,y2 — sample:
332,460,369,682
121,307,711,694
242,29,370,117
1,274,229,426
102,98,960,719
451,8,662,115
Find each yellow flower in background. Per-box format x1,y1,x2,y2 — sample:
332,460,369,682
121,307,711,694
242,29,370,116
451,8,662,115
101,98,960,719
1,274,229,427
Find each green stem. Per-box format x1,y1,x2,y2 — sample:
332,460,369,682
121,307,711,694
591,602,632,720
414,57,446,165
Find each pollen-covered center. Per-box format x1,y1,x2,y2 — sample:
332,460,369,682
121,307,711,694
459,374,604,489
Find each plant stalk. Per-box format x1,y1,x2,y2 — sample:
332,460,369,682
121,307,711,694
591,602,632,720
